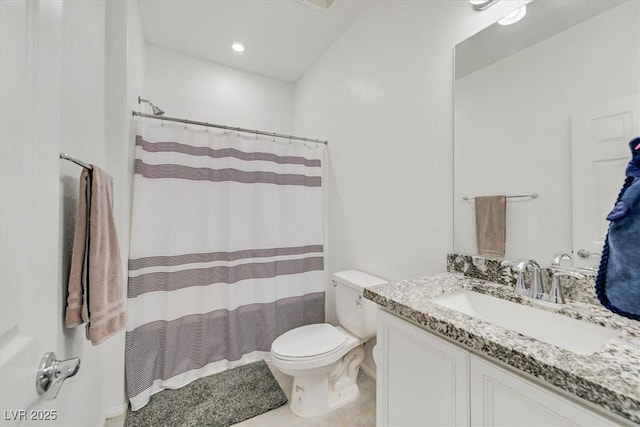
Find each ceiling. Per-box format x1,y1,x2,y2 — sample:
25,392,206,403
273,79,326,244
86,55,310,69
138,0,371,83
455,0,624,78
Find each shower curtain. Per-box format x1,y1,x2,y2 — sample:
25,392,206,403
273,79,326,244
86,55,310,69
126,119,325,410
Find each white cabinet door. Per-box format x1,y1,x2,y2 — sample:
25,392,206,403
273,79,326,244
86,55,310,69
470,356,616,427
377,310,470,427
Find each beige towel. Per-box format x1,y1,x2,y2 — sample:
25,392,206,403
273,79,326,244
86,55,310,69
475,195,506,258
65,166,126,345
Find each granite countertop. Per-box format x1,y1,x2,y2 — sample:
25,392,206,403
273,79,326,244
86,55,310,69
364,273,640,424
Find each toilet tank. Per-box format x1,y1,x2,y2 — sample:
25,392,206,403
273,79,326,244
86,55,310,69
333,270,387,339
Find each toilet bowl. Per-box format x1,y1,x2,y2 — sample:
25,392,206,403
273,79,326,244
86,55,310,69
270,270,386,418
271,324,364,417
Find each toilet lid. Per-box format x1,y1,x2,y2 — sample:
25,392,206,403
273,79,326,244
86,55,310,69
271,323,346,358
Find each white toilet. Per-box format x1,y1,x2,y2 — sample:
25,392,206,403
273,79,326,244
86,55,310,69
270,270,386,417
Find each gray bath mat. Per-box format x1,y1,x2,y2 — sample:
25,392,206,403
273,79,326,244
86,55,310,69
124,360,288,427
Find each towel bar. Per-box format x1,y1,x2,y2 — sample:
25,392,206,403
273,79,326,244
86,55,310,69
462,193,538,201
59,153,92,170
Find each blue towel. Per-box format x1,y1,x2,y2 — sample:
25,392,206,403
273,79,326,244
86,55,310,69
596,137,640,320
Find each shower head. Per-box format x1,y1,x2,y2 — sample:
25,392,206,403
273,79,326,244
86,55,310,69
138,96,165,116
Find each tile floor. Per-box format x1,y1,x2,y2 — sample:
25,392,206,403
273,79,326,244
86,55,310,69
104,363,376,427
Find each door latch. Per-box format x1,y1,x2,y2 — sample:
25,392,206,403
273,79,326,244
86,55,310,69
35,352,80,400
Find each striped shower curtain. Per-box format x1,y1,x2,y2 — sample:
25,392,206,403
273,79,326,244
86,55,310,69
126,119,325,410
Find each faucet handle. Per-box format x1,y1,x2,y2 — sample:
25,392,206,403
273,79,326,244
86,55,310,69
527,260,546,300
545,271,585,304
526,259,541,269
513,259,530,272
511,259,528,296
514,270,528,296
577,249,600,259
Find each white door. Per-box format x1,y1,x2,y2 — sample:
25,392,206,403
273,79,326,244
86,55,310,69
1,1,64,424
571,93,640,269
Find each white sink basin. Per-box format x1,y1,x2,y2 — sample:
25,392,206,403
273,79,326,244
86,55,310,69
431,291,619,355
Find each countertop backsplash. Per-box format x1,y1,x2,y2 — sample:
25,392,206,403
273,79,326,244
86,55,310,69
446,253,599,305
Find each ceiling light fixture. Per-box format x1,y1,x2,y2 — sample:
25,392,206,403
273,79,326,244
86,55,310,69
498,5,527,25
232,42,245,53
469,0,500,11
296,0,337,11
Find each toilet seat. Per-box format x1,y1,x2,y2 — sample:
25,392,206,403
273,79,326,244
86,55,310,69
271,323,346,360
271,325,362,374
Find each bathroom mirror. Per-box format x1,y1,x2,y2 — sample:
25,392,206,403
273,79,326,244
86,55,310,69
453,0,639,266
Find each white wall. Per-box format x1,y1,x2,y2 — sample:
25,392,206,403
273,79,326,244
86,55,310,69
57,0,145,425
294,0,527,375
294,0,527,324
58,3,110,426
145,45,295,133
142,0,527,378
104,0,147,419
453,1,639,264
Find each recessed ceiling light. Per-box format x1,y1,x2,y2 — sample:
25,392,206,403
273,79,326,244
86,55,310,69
232,42,245,53
498,5,527,26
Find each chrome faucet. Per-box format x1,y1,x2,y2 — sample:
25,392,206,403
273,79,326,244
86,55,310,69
513,259,545,299
551,252,572,269
545,271,585,304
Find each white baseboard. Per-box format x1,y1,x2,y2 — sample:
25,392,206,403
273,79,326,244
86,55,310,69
105,402,128,419
360,362,376,381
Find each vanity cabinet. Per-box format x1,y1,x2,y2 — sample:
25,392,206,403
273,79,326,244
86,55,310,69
469,356,615,427
377,310,618,427
377,310,470,427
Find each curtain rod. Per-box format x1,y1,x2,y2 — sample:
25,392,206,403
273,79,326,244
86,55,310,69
60,153,92,170
132,111,328,145
462,193,538,201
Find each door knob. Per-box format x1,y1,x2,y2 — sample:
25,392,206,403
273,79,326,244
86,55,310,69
35,352,80,400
